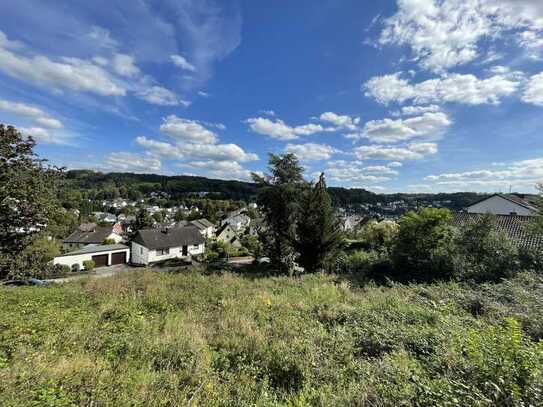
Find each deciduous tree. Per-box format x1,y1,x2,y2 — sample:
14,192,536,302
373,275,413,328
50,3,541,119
0,124,63,278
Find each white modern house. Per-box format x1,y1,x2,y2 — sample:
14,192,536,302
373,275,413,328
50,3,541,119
53,244,130,269
466,194,541,217
131,226,205,265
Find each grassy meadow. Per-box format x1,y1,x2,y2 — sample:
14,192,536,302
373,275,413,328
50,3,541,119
1,269,543,406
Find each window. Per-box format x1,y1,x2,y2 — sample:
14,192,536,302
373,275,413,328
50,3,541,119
156,248,170,256
140,247,143,255
193,245,199,249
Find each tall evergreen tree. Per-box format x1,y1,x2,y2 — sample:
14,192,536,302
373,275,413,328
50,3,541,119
0,124,63,278
252,153,307,275
294,173,343,273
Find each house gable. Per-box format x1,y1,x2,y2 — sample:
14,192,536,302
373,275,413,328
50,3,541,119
466,194,539,217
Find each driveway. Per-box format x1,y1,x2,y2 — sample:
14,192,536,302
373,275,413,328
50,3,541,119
46,264,137,283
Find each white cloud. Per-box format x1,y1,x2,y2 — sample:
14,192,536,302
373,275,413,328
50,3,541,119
0,30,191,108
360,111,451,144
259,109,276,116
198,91,210,97
19,126,73,145
388,161,403,168
319,112,360,130
488,65,510,75
0,99,63,129
0,31,125,96
354,142,438,161
246,117,325,140
362,165,399,176
102,152,162,173
400,104,441,116
365,72,520,105
136,86,190,107
178,160,254,181
170,54,197,72
160,115,218,143
87,26,119,50
323,160,395,184
380,0,543,72
522,72,543,105
112,54,140,77
136,136,258,163
285,143,339,161
425,157,543,183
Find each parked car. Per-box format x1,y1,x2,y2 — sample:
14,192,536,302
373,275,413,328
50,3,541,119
257,257,271,264
2,278,48,286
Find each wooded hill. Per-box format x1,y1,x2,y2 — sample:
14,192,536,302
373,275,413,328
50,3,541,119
64,170,486,209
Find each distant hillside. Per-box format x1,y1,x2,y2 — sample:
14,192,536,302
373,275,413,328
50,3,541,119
65,170,257,201
64,170,486,209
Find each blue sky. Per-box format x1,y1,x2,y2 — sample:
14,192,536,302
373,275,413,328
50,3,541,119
1,0,542,193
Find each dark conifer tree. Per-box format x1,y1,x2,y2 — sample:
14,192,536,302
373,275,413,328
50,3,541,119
294,173,343,273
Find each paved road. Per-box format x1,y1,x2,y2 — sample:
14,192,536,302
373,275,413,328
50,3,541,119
46,264,136,283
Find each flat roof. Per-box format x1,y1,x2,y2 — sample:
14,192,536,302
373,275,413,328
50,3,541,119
56,244,129,258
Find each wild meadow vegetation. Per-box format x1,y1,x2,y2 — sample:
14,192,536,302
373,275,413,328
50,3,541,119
2,125,543,405
2,269,543,406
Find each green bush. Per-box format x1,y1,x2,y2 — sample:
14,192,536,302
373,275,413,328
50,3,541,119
71,263,81,273
82,260,95,271
452,214,521,282
59,264,71,274
392,208,456,282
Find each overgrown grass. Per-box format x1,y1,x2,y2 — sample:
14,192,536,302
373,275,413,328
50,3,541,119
1,269,543,406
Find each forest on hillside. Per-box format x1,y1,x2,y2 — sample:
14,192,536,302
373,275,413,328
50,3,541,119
63,170,486,209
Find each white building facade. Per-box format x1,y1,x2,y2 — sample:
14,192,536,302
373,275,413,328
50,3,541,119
467,194,539,217
131,226,206,265
131,241,204,265
53,244,130,269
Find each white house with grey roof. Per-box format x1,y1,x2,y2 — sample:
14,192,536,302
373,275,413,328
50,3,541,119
131,226,205,265
466,194,541,217
62,223,123,251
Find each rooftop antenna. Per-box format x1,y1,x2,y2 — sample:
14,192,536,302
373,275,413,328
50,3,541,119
509,185,512,194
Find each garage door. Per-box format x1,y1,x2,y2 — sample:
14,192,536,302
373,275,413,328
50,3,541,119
111,252,127,265
91,254,108,268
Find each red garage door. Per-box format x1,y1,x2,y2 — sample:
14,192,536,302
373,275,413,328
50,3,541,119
91,254,108,268
111,252,126,265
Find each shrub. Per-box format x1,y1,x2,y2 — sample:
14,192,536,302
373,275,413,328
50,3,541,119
461,318,543,405
453,214,521,282
391,208,456,282
518,247,543,271
59,264,71,274
71,263,81,273
359,220,399,251
83,260,95,271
